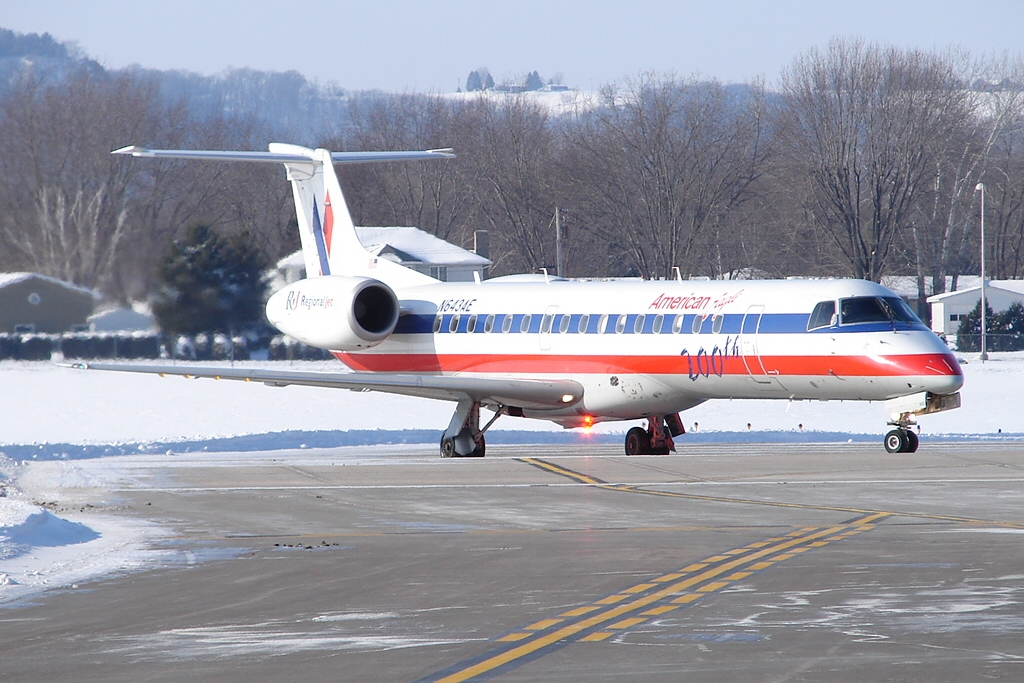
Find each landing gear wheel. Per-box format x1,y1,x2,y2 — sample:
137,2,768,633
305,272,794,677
625,427,651,455
470,433,486,458
440,437,456,458
905,430,919,453
884,429,906,453
884,429,908,454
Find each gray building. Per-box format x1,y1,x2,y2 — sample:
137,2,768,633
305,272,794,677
0,272,96,334
927,279,1024,336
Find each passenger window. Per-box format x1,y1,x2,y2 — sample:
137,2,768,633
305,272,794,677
634,314,645,333
807,300,836,331
579,314,590,333
692,314,704,334
615,315,627,334
449,314,460,333
432,315,442,333
541,313,554,334
467,314,478,333
520,314,532,333
484,314,495,333
671,315,684,334
559,315,570,334
712,314,724,334
501,315,513,333
653,314,664,334
598,313,609,333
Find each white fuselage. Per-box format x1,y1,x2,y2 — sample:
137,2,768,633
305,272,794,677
330,277,963,427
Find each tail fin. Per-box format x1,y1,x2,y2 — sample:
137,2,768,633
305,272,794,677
112,143,454,288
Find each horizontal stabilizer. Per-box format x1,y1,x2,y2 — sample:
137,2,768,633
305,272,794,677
66,362,583,411
111,146,455,164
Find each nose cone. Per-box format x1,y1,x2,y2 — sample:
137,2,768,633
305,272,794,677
922,350,965,395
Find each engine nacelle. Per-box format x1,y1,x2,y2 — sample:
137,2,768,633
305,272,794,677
265,276,399,350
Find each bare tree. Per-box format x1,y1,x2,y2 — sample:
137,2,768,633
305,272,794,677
988,104,1024,279
560,73,770,279
330,94,470,243
465,95,558,274
0,67,164,294
780,39,975,282
899,55,1024,320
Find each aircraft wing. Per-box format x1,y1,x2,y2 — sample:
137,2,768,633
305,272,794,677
65,362,583,411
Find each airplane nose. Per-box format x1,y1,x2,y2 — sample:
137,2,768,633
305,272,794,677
922,352,964,395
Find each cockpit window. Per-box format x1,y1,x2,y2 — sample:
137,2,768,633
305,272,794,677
840,296,921,325
882,297,921,323
807,300,836,330
840,297,890,324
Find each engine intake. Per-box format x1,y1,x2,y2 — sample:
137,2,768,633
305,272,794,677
266,276,399,350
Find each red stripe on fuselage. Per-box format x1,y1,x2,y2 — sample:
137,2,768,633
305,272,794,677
333,352,963,378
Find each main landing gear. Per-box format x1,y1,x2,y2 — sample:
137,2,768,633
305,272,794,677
440,398,503,457
624,413,685,455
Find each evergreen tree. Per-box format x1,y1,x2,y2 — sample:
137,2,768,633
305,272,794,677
956,300,1024,352
152,224,268,336
466,70,482,92
525,70,543,91
483,72,495,90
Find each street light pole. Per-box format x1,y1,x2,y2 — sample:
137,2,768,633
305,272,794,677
976,182,988,361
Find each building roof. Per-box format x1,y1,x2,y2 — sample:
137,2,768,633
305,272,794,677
927,279,1024,302
355,227,491,267
0,272,97,297
275,227,491,271
881,275,983,299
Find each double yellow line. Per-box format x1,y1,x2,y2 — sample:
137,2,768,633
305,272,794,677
415,460,890,683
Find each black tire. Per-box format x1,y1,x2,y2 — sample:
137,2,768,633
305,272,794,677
905,430,919,453
440,437,455,458
625,427,650,455
884,429,907,454
471,435,486,458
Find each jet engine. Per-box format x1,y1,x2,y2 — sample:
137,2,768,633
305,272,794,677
265,275,399,351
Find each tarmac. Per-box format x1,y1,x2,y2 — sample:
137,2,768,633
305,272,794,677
4,441,1024,682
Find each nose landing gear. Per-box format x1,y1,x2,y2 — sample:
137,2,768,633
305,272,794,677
884,427,919,453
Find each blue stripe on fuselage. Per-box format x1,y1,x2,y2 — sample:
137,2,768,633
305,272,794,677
393,312,929,335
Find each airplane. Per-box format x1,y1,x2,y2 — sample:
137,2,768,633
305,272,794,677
71,143,964,457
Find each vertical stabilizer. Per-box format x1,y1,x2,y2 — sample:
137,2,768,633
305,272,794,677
112,142,450,289
271,144,437,288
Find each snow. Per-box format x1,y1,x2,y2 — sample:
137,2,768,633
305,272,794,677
1,351,1023,606
0,271,97,297
1,354,1021,446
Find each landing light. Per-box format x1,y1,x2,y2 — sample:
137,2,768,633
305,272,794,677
561,394,575,403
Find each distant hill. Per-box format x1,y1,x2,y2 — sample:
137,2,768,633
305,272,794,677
0,27,104,87
0,27,352,142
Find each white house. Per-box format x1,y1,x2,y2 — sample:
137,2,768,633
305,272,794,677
927,279,1024,336
271,227,492,290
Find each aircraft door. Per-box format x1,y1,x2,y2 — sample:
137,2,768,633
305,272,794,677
740,305,771,384
540,305,558,351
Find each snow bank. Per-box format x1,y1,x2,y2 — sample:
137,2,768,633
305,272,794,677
0,499,99,558
0,494,173,605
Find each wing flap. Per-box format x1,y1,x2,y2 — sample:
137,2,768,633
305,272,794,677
65,362,582,410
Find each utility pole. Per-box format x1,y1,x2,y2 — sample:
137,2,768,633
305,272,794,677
555,207,564,278
976,183,988,361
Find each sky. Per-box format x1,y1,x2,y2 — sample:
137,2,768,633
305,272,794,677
2,1,1023,92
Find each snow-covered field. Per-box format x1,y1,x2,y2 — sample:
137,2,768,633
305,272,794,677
2,352,1023,605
